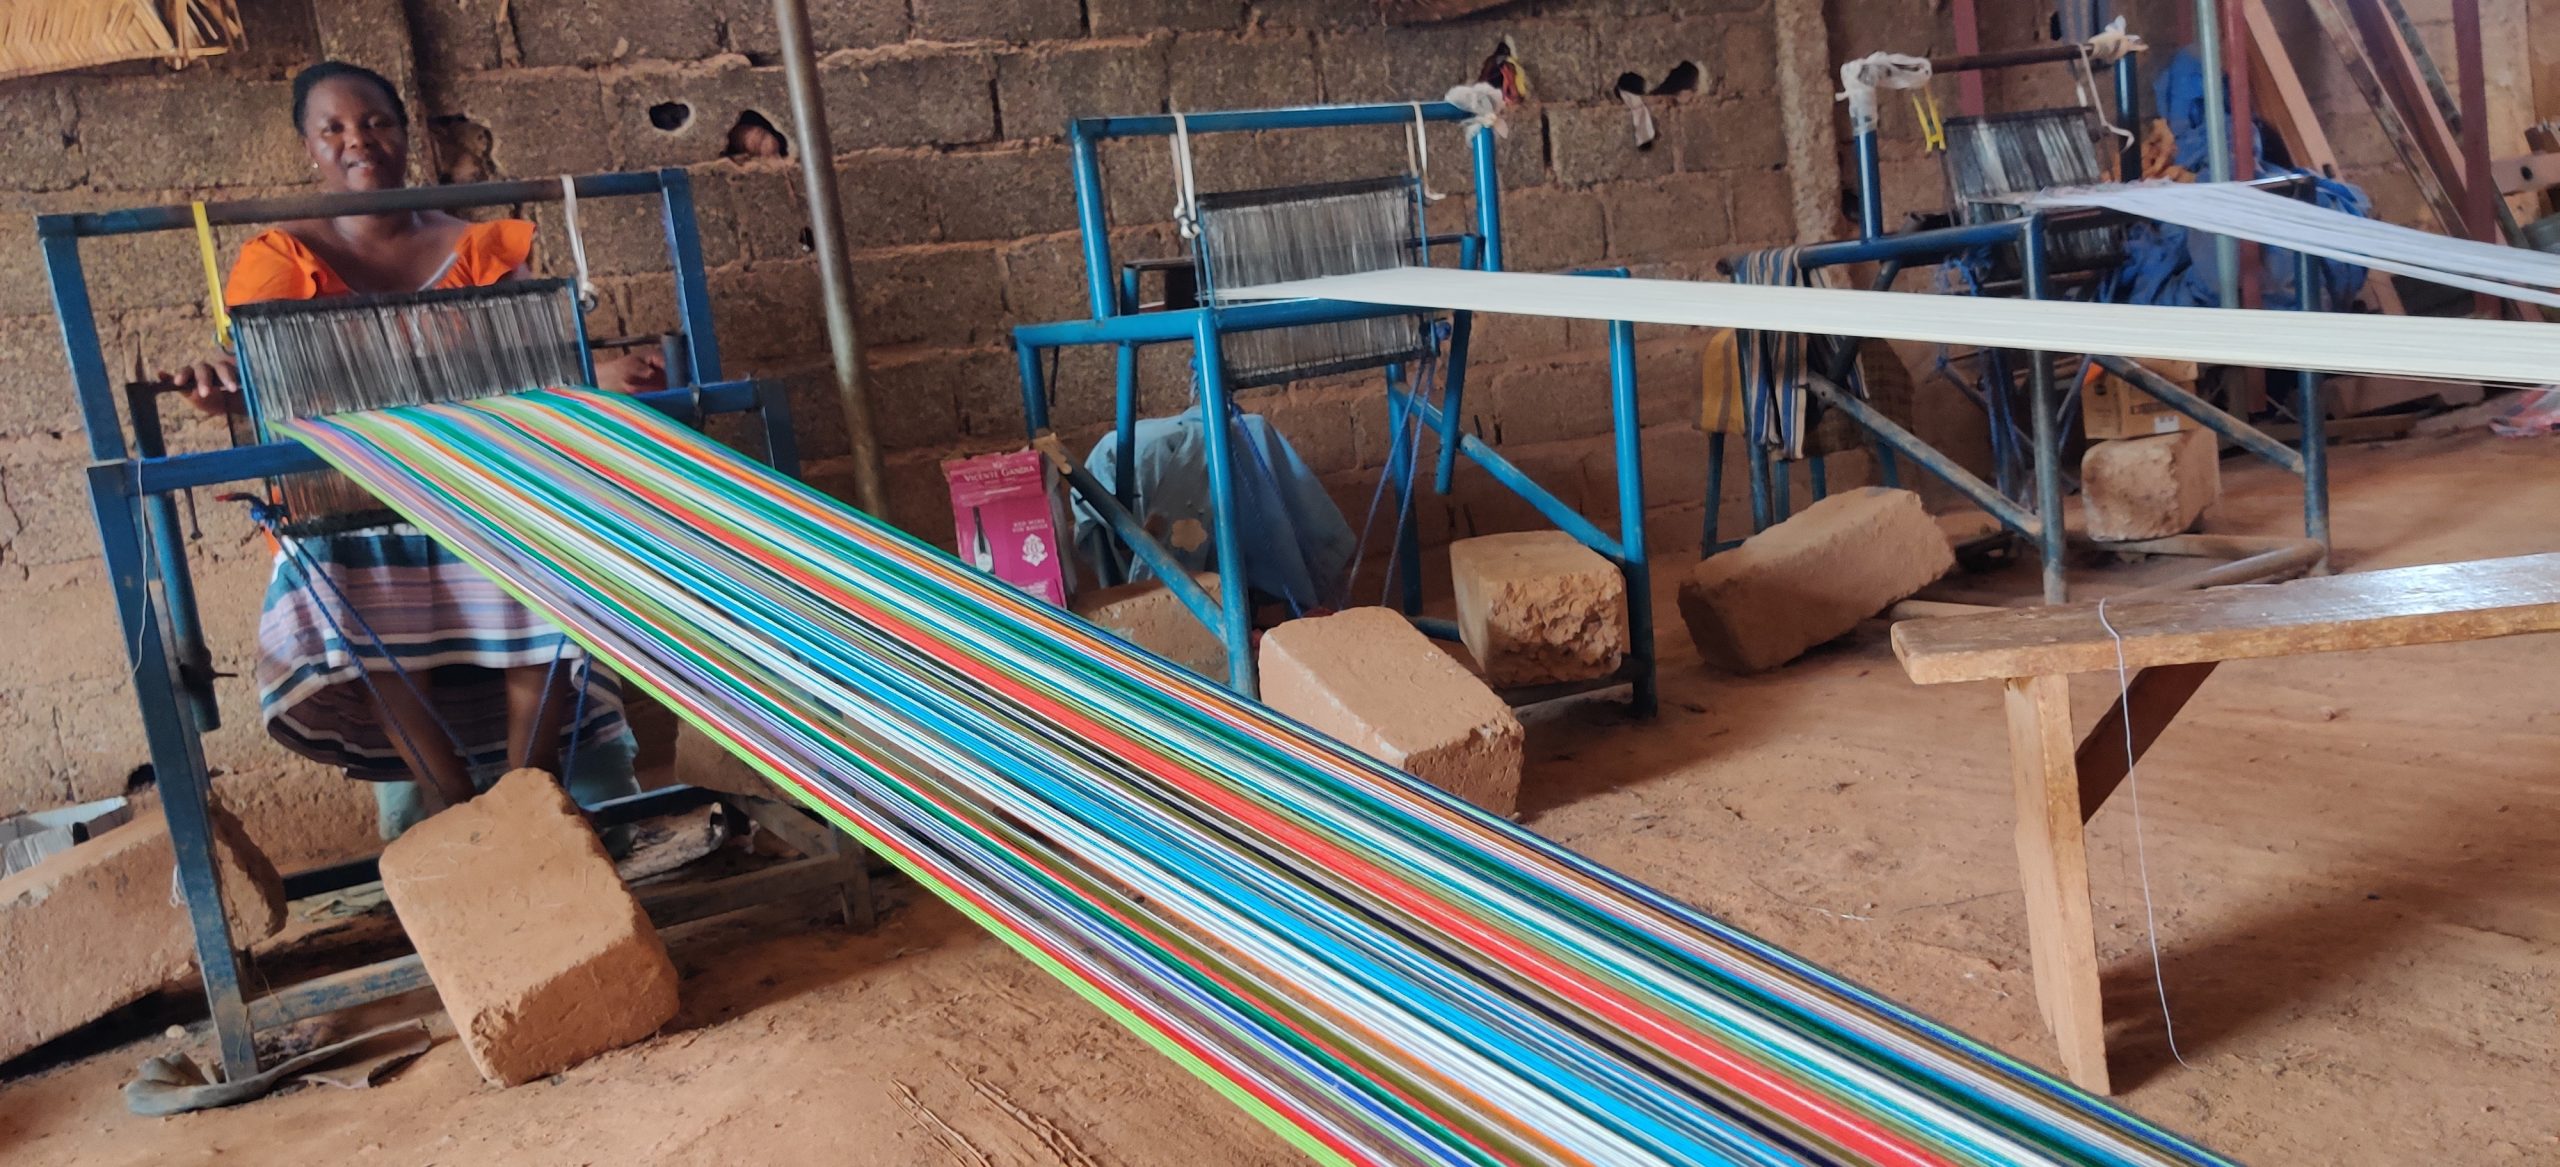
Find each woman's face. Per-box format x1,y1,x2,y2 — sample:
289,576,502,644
300,77,408,193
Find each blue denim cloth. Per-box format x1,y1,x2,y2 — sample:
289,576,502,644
1074,406,1356,612
2110,46,2373,311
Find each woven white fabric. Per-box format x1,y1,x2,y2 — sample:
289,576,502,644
2027,181,2560,308
1227,266,2560,384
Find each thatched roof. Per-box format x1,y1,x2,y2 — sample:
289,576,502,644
0,0,245,83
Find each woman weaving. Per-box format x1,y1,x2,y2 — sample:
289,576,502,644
164,61,663,836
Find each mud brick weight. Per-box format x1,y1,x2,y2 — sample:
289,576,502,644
2081,427,2220,543
0,801,285,1064
1072,572,1228,684
380,770,679,1086
1449,531,1629,687
1679,487,1955,673
1258,607,1525,816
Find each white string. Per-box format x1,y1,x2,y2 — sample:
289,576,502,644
1170,111,1202,240
2096,596,2194,1071
1406,102,1445,203
558,176,594,307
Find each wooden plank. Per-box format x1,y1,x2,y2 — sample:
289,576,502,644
1893,553,2560,683
2243,0,2339,176
2303,0,2474,236
2070,662,2219,820
2004,674,2111,1094
2492,152,2560,195
2354,0,2472,197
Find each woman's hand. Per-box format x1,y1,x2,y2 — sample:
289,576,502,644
593,351,668,394
160,357,242,415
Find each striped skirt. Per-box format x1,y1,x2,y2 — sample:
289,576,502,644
256,525,626,780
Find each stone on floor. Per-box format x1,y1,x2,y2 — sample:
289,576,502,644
672,720,780,802
1448,532,1627,687
1257,607,1525,816
0,799,284,1064
379,770,679,1087
1679,486,1954,673
1071,572,1228,683
2082,427,2221,542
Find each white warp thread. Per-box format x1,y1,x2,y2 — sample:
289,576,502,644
2025,181,2560,309
1225,266,2560,385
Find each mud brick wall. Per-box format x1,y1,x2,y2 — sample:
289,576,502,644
46,0,2427,829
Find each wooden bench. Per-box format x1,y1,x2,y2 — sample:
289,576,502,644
1891,554,2560,1094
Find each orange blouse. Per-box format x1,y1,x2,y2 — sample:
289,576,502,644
223,219,535,307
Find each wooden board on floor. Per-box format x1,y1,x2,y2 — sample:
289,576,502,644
1893,554,2560,683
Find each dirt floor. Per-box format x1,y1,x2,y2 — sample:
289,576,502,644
3,428,2555,1165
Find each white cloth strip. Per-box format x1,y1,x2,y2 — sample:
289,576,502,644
2026,181,2560,307
1225,266,2560,384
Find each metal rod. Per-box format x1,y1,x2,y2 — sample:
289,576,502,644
1854,129,1885,240
1074,101,1471,141
2193,0,2240,306
1050,448,1225,635
1397,388,1623,559
1435,312,1474,493
658,170,726,391
2023,215,2068,604
2295,245,2330,564
1072,125,1117,319
86,464,259,1079
1470,125,1504,271
2089,354,2302,473
1927,44,2096,73
43,172,675,239
774,0,883,514
1701,430,1725,556
2114,55,2142,180
1190,316,1258,697
1800,374,2038,534
1607,319,1657,718
1113,345,1139,509
1385,363,1425,613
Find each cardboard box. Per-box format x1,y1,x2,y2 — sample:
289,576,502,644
944,449,1076,606
2080,359,2199,439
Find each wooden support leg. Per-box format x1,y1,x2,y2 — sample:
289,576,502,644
2003,673,2112,1094
2072,661,2218,820
743,797,877,932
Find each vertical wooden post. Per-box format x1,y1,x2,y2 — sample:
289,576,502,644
2003,673,2112,1094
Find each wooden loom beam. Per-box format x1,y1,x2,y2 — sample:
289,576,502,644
2240,0,2407,316
2302,0,2473,238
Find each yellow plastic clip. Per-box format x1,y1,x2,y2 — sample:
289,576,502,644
190,201,231,348
1913,90,1947,153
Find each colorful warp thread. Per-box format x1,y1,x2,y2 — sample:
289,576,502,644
286,390,2233,1167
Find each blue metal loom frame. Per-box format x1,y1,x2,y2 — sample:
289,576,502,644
41,169,804,1081
1011,102,1657,716
1710,45,2332,604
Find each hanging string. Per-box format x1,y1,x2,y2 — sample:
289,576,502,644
2097,596,2196,1072
1405,102,1446,202
558,175,596,308
1169,111,1202,240
190,202,232,348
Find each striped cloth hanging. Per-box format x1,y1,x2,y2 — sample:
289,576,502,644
284,390,2232,1167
